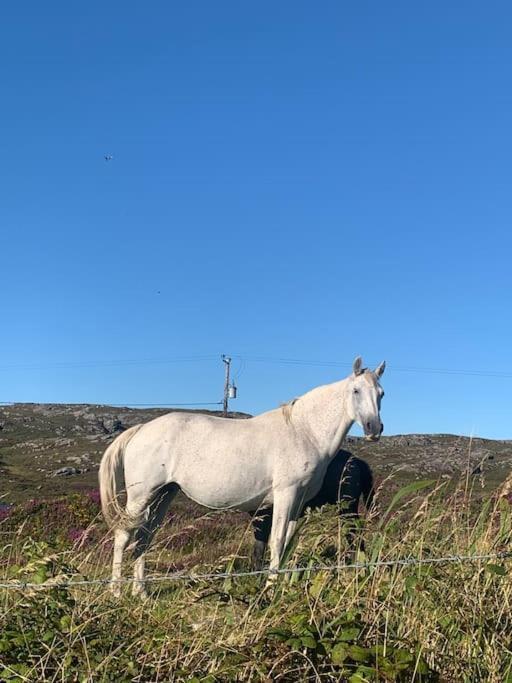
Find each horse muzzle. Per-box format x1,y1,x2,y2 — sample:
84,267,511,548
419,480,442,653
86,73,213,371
363,421,383,442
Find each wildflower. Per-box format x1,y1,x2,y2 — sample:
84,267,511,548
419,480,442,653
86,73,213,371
0,503,12,521
87,489,101,506
68,527,87,544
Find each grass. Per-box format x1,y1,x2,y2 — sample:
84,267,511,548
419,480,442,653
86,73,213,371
1,475,512,682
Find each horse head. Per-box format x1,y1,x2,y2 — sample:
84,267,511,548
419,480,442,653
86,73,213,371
348,356,385,441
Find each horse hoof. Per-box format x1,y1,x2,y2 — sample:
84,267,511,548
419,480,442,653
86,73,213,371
132,586,149,600
264,574,278,592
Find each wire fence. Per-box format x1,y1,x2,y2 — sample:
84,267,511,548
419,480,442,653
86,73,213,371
1,550,510,592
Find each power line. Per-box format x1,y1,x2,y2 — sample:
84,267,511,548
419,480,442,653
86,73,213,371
234,355,512,379
108,402,223,407
0,401,223,408
0,355,218,371
1,352,511,379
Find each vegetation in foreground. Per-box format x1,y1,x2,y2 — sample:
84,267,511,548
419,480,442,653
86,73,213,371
1,475,512,682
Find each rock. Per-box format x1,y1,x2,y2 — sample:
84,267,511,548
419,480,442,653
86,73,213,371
52,467,80,477
66,456,84,464
100,417,124,434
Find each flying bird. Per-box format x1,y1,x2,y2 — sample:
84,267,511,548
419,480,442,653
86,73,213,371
104,154,113,162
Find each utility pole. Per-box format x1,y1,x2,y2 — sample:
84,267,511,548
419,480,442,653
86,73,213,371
221,355,238,417
222,355,231,417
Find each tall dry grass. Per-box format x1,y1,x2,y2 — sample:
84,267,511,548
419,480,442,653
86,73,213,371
1,475,511,682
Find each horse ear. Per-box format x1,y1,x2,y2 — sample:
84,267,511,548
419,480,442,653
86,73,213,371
352,356,363,376
375,361,386,378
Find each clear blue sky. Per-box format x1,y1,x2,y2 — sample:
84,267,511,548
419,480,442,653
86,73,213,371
1,1,511,438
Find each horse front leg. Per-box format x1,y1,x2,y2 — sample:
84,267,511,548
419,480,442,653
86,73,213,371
284,488,308,552
266,487,300,589
284,519,298,548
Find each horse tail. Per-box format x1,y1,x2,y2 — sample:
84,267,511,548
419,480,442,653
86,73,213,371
99,424,144,528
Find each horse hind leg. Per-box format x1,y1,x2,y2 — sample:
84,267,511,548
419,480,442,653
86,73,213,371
252,540,267,571
108,491,151,597
251,507,273,570
343,499,362,557
131,484,179,598
109,506,147,597
111,528,132,597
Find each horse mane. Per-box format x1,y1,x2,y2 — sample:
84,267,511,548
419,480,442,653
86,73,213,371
281,398,297,424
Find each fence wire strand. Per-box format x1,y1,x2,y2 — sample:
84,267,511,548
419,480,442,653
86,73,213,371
1,551,510,592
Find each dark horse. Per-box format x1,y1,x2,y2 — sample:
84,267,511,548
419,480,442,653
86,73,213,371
251,449,374,568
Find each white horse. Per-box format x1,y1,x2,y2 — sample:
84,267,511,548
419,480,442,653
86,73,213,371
99,356,385,597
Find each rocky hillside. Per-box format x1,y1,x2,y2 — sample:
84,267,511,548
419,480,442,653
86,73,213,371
1,403,511,504
0,403,250,503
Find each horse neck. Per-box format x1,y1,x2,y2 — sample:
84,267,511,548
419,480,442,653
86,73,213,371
293,379,354,458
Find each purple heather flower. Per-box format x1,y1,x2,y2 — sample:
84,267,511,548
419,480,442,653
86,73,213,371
87,489,101,506
68,527,88,545
0,503,12,521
